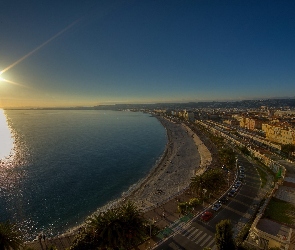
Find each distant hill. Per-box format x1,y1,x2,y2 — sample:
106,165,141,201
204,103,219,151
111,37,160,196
94,98,295,110
5,98,295,110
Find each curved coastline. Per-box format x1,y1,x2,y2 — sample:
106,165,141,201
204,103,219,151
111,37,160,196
63,115,212,237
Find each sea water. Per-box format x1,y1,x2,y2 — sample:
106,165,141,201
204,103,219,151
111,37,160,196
0,110,167,239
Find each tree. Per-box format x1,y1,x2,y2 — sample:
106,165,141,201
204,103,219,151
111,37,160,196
71,201,147,250
190,169,226,198
119,201,147,249
190,175,204,197
219,148,236,169
0,221,23,250
202,169,226,193
215,219,235,250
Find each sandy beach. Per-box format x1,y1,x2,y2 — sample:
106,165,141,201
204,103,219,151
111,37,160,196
126,116,212,210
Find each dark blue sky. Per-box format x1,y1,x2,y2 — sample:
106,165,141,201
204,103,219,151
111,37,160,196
0,0,294,107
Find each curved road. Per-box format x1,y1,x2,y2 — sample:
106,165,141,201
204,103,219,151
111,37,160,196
155,154,262,250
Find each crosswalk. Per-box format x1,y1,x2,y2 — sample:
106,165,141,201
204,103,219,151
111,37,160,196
180,225,217,250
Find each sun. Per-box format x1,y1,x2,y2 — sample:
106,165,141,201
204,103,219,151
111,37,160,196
0,73,26,88
0,74,9,84
0,76,6,82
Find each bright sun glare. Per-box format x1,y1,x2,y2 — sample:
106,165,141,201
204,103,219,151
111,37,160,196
0,73,6,82
0,73,26,88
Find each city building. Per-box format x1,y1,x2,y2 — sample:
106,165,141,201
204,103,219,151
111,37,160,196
262,123,295,145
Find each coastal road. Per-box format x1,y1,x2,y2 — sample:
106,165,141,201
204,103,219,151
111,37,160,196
154,154,262,250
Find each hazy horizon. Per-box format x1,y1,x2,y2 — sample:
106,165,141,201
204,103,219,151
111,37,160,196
1,1,294,108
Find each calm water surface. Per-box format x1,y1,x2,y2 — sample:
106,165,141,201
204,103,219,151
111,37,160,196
0,110,166,239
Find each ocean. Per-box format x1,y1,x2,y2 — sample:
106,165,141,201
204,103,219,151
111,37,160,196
0,110,167,239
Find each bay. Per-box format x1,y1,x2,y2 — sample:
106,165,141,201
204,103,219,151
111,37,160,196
0,110,167,239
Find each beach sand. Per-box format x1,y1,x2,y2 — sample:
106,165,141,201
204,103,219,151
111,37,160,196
126,116,212,210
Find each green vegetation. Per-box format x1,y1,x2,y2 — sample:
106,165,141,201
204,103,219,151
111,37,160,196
210,134,224,147
0,221,23,250
70,201,148,250
190,169,227,198
195,122,237,170
218,147,236,169
215,219,235,250
264,197,295,225
178,202,189,214
177,198,201,214
189,197,201,207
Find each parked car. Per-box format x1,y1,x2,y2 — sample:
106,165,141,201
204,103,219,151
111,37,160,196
233,181,242,189
236,180,242,185
200,211,213,221
219,196,228,204
212,203,222,211
228,189,236,197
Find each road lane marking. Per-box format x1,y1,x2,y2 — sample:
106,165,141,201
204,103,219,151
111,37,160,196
195,233,207,244
200,235,213,246
191,230,202,241
187,228,199,239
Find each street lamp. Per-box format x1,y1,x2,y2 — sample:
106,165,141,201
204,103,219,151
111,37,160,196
202,188,207,206
149,218,156,238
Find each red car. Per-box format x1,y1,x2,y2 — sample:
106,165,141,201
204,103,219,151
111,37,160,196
200,211,213,221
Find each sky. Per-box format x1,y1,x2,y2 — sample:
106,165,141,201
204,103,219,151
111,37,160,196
0,0,295,108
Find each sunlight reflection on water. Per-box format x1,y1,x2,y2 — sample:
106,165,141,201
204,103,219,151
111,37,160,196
0,110,30,237
0,109,14,160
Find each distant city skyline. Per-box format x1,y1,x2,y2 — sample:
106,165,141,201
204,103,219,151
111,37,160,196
1,0,295,108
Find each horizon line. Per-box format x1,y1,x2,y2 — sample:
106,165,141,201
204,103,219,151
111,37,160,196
2,96,295,110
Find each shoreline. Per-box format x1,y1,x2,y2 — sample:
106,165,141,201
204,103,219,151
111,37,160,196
62,115,212,237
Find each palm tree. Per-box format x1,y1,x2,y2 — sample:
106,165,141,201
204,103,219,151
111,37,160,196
84,201,147,249
119,201,146,249
190,175,204,197
87,209,122,249
202,169,226,193
219,148,236,169
191,169,226,198
0,221,23,250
